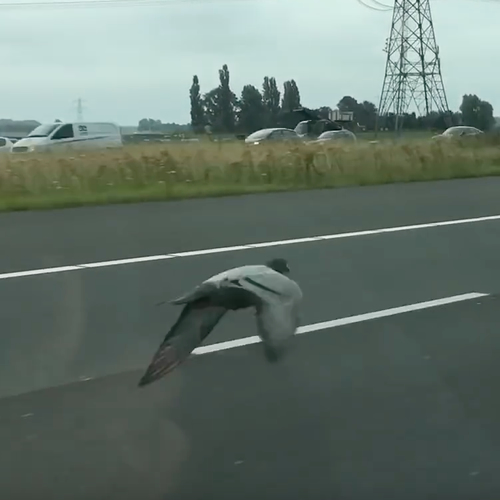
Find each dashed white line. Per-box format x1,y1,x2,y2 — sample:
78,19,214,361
1,214,500,281
192,292,489,356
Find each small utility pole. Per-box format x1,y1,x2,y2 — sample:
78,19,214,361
74,98,86,121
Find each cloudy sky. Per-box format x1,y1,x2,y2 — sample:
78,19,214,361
0,0,498,125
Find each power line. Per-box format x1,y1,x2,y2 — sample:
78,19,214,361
357,0,500,11
0,0,260,9
368,0,392,9
356,0,391,11
0,0,497,10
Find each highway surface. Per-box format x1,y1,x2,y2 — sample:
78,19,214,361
1,177,500,500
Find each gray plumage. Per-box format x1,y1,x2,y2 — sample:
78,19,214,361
138,258,302,387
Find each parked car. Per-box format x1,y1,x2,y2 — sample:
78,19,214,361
0,136,14,153
309,129,357,144
291,107,343,139
432,125,483,140
244,128,300,145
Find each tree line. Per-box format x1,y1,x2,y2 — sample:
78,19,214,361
133,63,495,135
0,119,41,137
138,63,494,136
189,65,304,134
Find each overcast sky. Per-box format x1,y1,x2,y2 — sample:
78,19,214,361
0,0,498,125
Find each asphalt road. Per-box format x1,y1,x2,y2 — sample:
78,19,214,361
2,176,500,273
2,295,500,500
1,178,500,499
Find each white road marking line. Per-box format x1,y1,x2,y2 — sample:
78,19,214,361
192,292,488,356
0,265,83,280
2,214,500,281
82,255,174,269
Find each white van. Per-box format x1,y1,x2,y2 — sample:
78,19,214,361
11,122,123,154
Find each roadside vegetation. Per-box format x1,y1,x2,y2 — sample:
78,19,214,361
1,133,499,212
1,63,498,213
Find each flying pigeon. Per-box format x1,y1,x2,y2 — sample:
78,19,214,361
138,258,303,387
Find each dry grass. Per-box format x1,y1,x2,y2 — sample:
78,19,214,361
1,136,499,212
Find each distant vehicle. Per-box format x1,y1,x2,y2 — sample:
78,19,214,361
294,119,343,139
432,125,483,140
0,136,14,153
309,129,357,144
11,122,123,154
245,128,300,145
292,107,343,139
123,132,171,144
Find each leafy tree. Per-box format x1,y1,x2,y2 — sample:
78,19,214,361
337,96,377,130
337,96,358,114
137,118,189,133
401,112,419,129
315,106,332,120
237,84,265,134
217,64,237,133
460,94,495,131
357,101,377,130
417,111,454,130
0,119,40,136
262,76,281,127
189,75,205,133
281,79,301,113
138,118,163,131
202,88,220,130
201,64,238,133
451,111,463,126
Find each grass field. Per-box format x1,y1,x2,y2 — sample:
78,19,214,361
0,134,499,212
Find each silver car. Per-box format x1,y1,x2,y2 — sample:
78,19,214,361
308,129,357,145
245,128,300,145
433,126,483,140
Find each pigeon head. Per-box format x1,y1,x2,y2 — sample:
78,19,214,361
266,258,290,274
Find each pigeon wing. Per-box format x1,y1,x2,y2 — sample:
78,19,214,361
169,267,268,305
138,302,227,387
170,282,218,306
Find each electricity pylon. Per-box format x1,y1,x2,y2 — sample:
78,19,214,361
377,0,450,133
